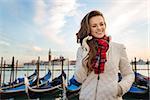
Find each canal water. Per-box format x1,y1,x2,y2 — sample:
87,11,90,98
0,64,149,84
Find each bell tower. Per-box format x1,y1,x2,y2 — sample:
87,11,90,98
48,49,51,62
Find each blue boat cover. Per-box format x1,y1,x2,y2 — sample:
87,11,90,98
129,85,146,93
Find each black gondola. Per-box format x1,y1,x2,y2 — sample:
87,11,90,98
25,70,66,99
0,69,51,99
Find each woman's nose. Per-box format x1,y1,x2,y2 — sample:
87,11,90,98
97,25,101,30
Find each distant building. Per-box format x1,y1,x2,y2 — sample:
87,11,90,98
48,49,51,62
130,58,147,65
24,58,72,66
137,59,146,65
24,49,76,66
69,60,76,65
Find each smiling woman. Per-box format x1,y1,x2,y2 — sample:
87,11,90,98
89,14,106,39
73,10,135,100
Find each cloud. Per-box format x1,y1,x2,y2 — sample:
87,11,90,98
106,0,148,35
103,0,149,59
0,40,10,46
34,0,79,45
32,46,42,52
33,0,46,25
19,43,43,52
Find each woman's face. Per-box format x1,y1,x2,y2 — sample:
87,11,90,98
89,15,106,38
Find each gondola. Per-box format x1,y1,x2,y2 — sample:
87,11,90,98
123,84,149,99
134,72,149,87
25,70,66,99
0,69,51,99
66,76,81,100
0,69,37,90
66,74,149,100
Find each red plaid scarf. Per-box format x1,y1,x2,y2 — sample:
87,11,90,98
91,35,110,74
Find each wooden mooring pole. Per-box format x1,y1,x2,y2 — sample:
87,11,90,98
146,59,149,79
10,56,15,87
0,57,3,87
3,60,6,85
134,57,137,82
15,60,18,80
67,58,69,84
36,56,40,87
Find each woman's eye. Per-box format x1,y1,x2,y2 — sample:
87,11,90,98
92,26,96,27
100,23,104,26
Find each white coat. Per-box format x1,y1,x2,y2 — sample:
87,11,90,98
74,42,135,100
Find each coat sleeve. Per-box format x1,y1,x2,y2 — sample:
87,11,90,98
118,44,135,96
74,47,88,83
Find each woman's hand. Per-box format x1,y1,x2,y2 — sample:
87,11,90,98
82,36,92,51
82,36,92,59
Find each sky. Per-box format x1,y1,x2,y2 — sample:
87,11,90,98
0,0,149,65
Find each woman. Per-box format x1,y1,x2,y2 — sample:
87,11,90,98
74,10,135,100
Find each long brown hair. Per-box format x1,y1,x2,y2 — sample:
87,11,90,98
76,10,106,72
